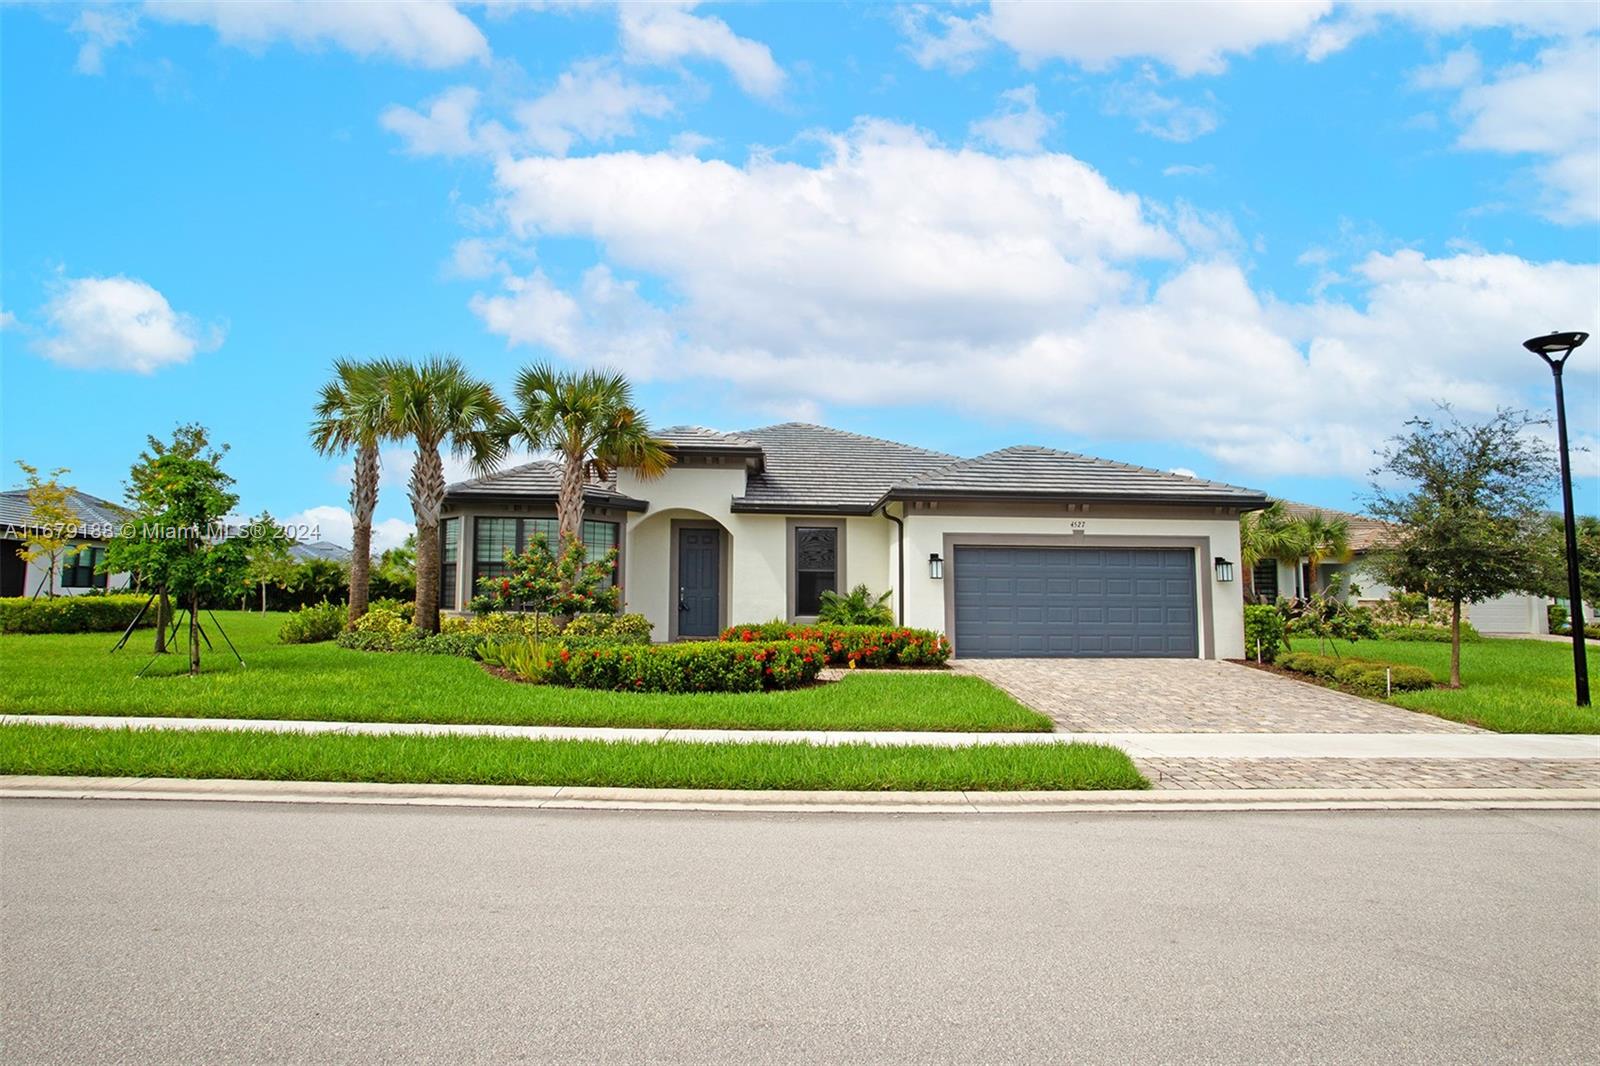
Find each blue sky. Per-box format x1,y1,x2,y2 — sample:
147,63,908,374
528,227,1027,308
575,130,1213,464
2,1,1596,549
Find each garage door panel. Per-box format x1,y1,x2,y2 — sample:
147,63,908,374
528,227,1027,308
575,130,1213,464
954,546,1198,658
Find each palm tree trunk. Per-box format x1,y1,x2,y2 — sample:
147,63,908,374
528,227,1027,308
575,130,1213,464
410,444,445,633
557,450,586,544
347,439,379,624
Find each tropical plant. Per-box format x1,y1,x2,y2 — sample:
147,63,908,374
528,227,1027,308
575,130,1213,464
310,359,393,624
379,357,506,633
1366,407,1556,688
817,584,894,625
498,364,671,603
241,510,295,612
472,531,620,617
278,600,348,644
12,461,78,598
1295,510,1353,595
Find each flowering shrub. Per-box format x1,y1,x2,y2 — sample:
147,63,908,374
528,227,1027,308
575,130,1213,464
278,600,347,644
544,639,824,693
350,603,413,639
720,623,950,667
472,531,619,616
562,612,654,642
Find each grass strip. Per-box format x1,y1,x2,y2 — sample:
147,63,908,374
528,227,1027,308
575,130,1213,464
1286,637,1599,734
0,724,1145,792
0,613,1050,733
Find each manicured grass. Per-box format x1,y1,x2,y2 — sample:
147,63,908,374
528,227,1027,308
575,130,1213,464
0,724,1147,791
1284,635,1599,734
0,612,1050,733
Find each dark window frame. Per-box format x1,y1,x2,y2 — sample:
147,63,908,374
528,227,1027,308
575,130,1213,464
787,521,843,620
60,545,106,589
470,516,620,599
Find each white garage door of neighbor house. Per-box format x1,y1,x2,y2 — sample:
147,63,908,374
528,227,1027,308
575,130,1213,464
1468,594,1545,635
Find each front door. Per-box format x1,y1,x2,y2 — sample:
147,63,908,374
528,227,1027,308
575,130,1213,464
677,528,721,638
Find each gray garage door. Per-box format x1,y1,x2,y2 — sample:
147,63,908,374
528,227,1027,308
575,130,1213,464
953,546,1198,658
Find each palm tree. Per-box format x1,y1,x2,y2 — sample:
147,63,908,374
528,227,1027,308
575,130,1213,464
381,357,507,633
1296,510,1352,596
501,364,673,548
1240,502,1294,603
310,359,392,624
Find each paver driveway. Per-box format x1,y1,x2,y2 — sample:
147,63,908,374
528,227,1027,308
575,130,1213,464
954,658,1480,733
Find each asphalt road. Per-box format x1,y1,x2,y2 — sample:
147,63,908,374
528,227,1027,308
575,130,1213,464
2,801,1596,1065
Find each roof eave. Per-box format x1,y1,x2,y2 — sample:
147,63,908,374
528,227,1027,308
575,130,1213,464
442,491,650,513
881,488,1271,510
729,499,881,516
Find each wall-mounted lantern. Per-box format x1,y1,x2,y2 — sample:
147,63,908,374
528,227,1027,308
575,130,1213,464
1214,557,1235,583
929,553,944,580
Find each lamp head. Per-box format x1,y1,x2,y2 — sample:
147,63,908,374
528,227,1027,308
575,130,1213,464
1523,331,1589,360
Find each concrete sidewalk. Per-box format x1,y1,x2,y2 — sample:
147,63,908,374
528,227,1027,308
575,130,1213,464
4,713,1598,760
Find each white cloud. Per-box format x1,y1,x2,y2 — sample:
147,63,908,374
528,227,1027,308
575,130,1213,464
898,5,994,73
284,505,415,554
1163,163,1215,178
515,60,673,155
35,275,224,373
1409,45,1480,90
381,86,485,157
0,308,17,331
143,0,489,68
987,0,1332,76
618,1,784,98
969,85,1054,153
443,237,508,280
1105,73,1220,142
70,6,139,75
467,123,1597,478
1451,36,1599,223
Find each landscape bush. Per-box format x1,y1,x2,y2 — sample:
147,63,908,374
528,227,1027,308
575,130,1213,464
1277,651,1435,697
1242,605,1286,662
335,629,485,656
543,639,825,693
0,594,154,635
721,622,950,667
278,601,347,644
1376,622,1482,643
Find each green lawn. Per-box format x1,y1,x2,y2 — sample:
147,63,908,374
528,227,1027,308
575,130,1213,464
0,723,1145,791
0,612,1050,733
1284,635,1599,734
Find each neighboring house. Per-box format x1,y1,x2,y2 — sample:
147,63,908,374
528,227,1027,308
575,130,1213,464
0,486,132,598
1250,500,1556,636
441,423,1268,659
288,541,353,564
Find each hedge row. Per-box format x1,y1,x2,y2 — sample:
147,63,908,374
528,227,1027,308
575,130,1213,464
0,594,154,635
720,623,950,667
541,639,825,693
336,629,486,657
1376,623,1483,643
1277,651,1435,697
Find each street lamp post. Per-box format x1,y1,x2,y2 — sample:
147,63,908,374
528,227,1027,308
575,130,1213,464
1523,330,1591,708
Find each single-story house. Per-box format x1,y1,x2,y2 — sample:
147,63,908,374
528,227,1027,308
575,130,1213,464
1,486,132,598
440,423,1268,659
1249,500,1558,636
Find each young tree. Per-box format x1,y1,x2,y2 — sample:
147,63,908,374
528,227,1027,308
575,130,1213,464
380,357,505,633
242,511,295,612
1536,513,1600,618
12,461,79,599
1295,510,1353,595
1367,408,1556,688
1239,502,1292,602
120,424,228,651
310,359,392,624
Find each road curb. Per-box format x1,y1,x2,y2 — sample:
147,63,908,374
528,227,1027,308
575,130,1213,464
3,776,1597,814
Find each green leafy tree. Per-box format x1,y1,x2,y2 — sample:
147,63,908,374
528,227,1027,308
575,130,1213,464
1366,408,1556,688
380,357,506,633
818,584,894,625
287,557,350,606
1535,513,1600,615
242,511,295,612
473,531,619,617
370,533,418,602
311,359,393,624
499,364,671,606
12,461,78,599
107,449,247,674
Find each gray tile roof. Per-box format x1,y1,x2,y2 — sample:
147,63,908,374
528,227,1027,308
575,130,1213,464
0,487,131,538
731,423,958,513
443,461,647,510
654,425,763,452
887,446,1268,506
1278,500,1392,552
289,540,353,563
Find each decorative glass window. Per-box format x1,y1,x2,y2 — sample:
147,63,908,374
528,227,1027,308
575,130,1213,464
440,518,459,610
60,545,106,589
794,526,838,616
1251,560,1278,602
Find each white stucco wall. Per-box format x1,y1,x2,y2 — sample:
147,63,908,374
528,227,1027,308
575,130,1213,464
899,511,1246,659
616,465,900,639
7,541,130,598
